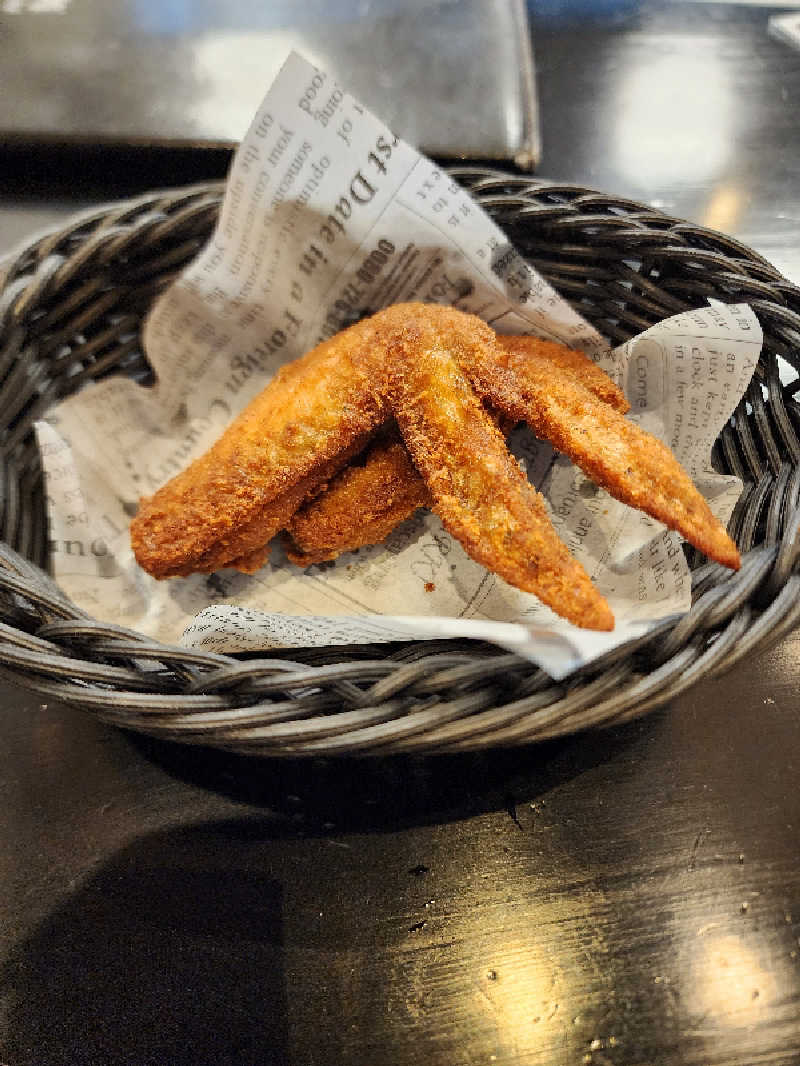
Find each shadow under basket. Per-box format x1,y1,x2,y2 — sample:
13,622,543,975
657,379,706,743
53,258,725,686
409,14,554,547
1,170,800,756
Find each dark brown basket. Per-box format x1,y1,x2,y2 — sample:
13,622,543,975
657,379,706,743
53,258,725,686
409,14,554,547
1,170,800,755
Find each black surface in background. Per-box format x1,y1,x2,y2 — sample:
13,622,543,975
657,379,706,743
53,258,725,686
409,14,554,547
0,143,234,200
3,826,287,1066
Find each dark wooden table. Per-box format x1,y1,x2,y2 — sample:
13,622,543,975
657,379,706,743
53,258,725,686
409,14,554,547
2,3,800,1063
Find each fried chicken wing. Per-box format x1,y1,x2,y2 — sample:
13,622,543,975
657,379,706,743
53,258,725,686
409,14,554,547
460,342,741,570
131,301,741,630
130,317,389,579
285,334,628,565
387,312,615,631
494,334,629,413
285,428,430,566
181,437,371,575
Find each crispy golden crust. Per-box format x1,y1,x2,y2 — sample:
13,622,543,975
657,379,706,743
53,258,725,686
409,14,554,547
285,430,430,566
130,317,390,579
284,410,516,566
494,334,629,413
130,301,739,631
284,334,626,565
176,437,370,575
387,313,615,631
463,348,741,570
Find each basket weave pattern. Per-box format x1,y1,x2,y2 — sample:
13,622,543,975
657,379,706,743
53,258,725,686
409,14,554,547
1,171,799,755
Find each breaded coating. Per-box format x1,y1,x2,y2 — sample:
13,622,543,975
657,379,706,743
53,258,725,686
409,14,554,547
387,313,615,631
130,317,390,579
285,429,430,566
463,348,742,570
177,438,370,575
285,335,626,564
285,410,513,566
495,334,629,413
130,301,741,629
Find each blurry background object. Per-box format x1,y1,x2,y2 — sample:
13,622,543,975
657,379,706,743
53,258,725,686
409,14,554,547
0,0,540,167
531,0,800,284
769,11,800,52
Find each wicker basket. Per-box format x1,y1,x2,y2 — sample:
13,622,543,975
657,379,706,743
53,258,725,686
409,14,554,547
1,170,800,756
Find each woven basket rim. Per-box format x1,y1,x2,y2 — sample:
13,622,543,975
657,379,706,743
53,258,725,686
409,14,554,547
1,171,799,755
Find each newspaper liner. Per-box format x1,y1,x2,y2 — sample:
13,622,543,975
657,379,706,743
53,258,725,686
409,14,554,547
35,53,761,680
